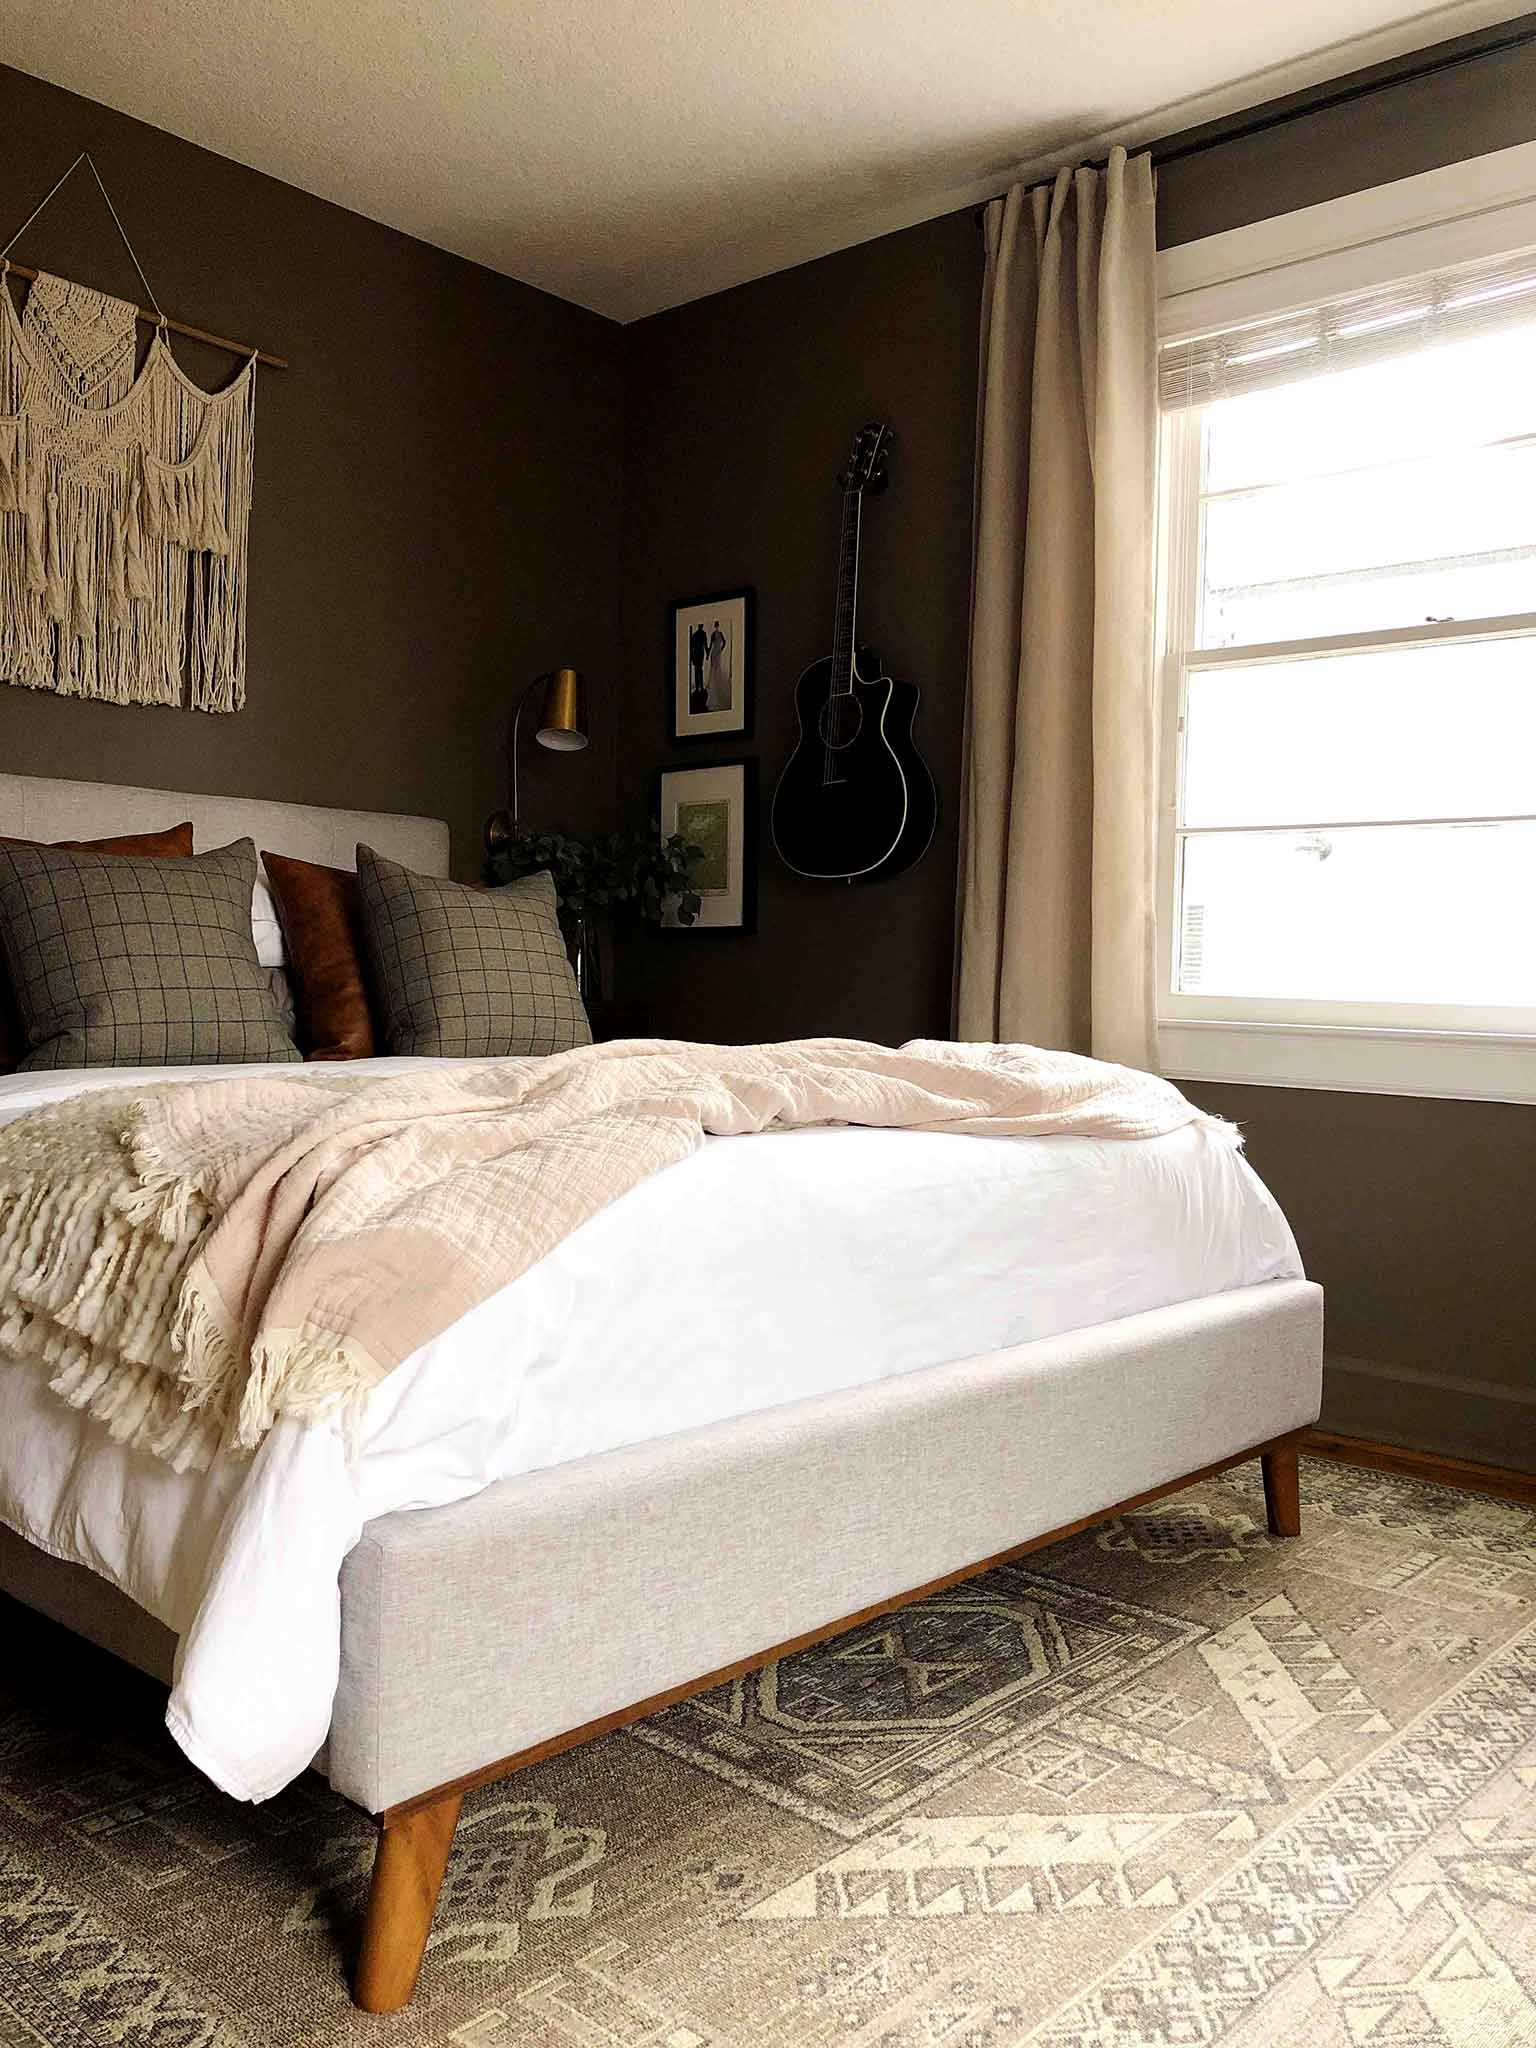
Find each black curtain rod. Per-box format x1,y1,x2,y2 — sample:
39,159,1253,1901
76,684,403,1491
976,16,1536,212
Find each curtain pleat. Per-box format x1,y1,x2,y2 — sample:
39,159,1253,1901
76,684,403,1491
955,147,1158,1070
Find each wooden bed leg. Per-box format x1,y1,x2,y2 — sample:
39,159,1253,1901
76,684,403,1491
353,1790,463,2014
1261,1444,1301,1538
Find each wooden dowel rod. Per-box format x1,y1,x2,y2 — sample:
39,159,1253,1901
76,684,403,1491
1,257,288,370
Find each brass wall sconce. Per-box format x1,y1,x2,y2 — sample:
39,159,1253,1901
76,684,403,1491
484,667,590,851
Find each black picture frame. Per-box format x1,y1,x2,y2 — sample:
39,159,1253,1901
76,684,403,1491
653,756,759,936
667,587,755,744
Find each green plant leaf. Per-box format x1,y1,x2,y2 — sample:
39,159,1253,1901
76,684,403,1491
484,823,708,928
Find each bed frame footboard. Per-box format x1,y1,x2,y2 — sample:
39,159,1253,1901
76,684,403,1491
353,1419,1312,2013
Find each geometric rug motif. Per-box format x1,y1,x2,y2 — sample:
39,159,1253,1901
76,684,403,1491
1195,1590,1391,1779
1290,1462,1536,1562
1093,1494,1270,1567
0,1454,1533,2047
741,1807,1260,1919
631,1569,1202,1835
1032,1633,1536,2047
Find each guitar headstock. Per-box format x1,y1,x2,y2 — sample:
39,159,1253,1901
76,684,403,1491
838,421,892,496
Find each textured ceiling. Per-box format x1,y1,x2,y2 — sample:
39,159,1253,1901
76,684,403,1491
5,0,1527,321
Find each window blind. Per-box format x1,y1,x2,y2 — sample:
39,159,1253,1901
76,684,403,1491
1159,240,1536,410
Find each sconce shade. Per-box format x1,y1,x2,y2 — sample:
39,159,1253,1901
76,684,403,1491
536,668,589,752
484,666,595,852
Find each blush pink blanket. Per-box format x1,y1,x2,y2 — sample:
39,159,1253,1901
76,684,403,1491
0,1037,1227,1469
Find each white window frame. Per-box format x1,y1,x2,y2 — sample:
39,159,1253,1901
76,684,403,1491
1154,143,1536,1105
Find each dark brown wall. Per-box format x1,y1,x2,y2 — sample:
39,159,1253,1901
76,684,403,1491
1186,1083,1536,1469
616,25,1536,1471
0,65,625,875
615,210,980,1042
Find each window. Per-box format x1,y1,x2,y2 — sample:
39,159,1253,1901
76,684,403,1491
1156,201,1536,1103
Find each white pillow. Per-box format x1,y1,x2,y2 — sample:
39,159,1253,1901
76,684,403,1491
252,872,287,968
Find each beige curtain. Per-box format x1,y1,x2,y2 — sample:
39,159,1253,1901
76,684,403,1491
955,146,1158,1069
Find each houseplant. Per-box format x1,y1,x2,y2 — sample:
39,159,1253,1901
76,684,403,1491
485,826,704,1001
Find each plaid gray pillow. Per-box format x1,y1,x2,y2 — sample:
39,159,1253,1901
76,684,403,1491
357,846,591,1059
0,837,300,1070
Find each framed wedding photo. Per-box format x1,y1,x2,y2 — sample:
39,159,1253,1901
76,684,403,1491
668,587,754,743
656,758,758,934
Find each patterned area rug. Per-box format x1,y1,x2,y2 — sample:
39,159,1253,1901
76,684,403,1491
2,1457,1534,2047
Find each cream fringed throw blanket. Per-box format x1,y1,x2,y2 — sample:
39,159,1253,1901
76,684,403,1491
0,1038,1227,1472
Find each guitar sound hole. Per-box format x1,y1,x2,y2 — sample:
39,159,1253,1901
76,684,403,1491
817,695,864,750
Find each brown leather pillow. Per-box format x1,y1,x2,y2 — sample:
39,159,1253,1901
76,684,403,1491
261,850,376,1060
0,822,195,1070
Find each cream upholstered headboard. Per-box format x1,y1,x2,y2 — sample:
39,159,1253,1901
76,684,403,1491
0,773,449,878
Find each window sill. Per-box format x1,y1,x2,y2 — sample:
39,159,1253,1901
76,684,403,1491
1159,1019,1536,1105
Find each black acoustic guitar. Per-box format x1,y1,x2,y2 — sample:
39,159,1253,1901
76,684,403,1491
770,423,936,882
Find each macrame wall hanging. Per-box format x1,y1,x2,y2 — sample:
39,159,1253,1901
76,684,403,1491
0,154,273,713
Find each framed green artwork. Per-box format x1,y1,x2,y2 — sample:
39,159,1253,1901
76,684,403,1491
654,757,758,934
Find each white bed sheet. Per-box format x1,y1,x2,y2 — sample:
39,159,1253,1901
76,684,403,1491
0,1058,1302,1803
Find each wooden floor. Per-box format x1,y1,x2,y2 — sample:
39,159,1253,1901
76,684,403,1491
1302,1428,1536,1506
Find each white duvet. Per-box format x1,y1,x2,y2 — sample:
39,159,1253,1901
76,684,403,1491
0,1057,1302,1802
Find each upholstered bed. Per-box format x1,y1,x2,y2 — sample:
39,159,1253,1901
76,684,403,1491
0,773,1324,2015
